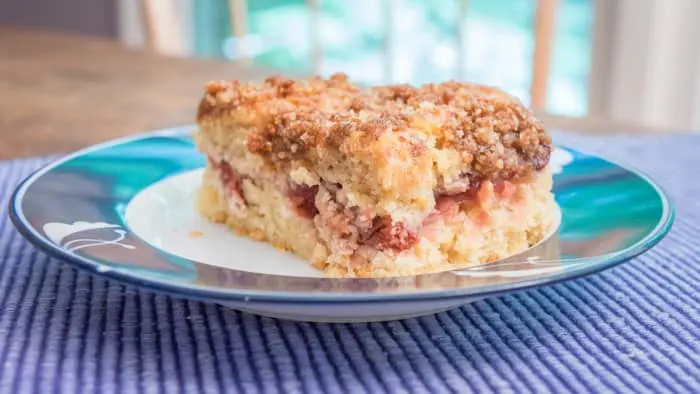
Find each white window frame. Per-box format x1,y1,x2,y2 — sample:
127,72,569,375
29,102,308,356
590,0,700,131
117,0,193,56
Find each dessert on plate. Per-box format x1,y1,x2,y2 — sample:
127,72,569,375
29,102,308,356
195,73,557,278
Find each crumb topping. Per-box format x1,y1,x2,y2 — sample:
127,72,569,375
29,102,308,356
197,73,551,187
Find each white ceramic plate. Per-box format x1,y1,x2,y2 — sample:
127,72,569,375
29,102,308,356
9,127,674,322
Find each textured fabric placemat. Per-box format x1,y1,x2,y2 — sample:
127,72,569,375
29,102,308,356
0,133,698,394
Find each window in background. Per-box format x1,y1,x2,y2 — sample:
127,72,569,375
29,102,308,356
317,0,386,85
548,0,592,116
193,0,232,58
246,0,314,72
192,0,592,116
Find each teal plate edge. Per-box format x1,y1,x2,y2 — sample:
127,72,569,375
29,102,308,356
8,126,674,304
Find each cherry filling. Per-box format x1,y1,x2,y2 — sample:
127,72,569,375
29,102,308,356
432,178,518,229
209,159,246,204
288,185,319,218
209,157,519,254
209,158,419,253
437,173,517,209
288,183,418,253
362,217,417,252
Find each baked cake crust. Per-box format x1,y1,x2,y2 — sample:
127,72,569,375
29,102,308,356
195,73,557,278
197,74,551,192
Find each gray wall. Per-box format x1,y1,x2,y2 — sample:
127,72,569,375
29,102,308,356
0,0,117,37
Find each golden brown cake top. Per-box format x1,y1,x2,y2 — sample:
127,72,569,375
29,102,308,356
197,73,551,192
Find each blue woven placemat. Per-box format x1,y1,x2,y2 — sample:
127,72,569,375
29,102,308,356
0,133,698,394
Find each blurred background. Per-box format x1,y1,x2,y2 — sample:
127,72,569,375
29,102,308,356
2,0,700,134
131,0,592,117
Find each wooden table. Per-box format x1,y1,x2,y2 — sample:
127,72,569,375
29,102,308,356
0,28,656,160
0,27,274,159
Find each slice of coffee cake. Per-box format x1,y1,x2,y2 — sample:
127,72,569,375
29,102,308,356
195,73,557,277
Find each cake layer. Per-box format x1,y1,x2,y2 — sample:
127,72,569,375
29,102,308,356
197,158,556,278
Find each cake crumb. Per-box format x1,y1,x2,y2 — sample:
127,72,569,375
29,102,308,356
189,230,204,238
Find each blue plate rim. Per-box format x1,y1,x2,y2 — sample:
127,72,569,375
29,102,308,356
8,126,675,304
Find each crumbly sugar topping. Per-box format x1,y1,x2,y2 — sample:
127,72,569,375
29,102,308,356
197,73,551,187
